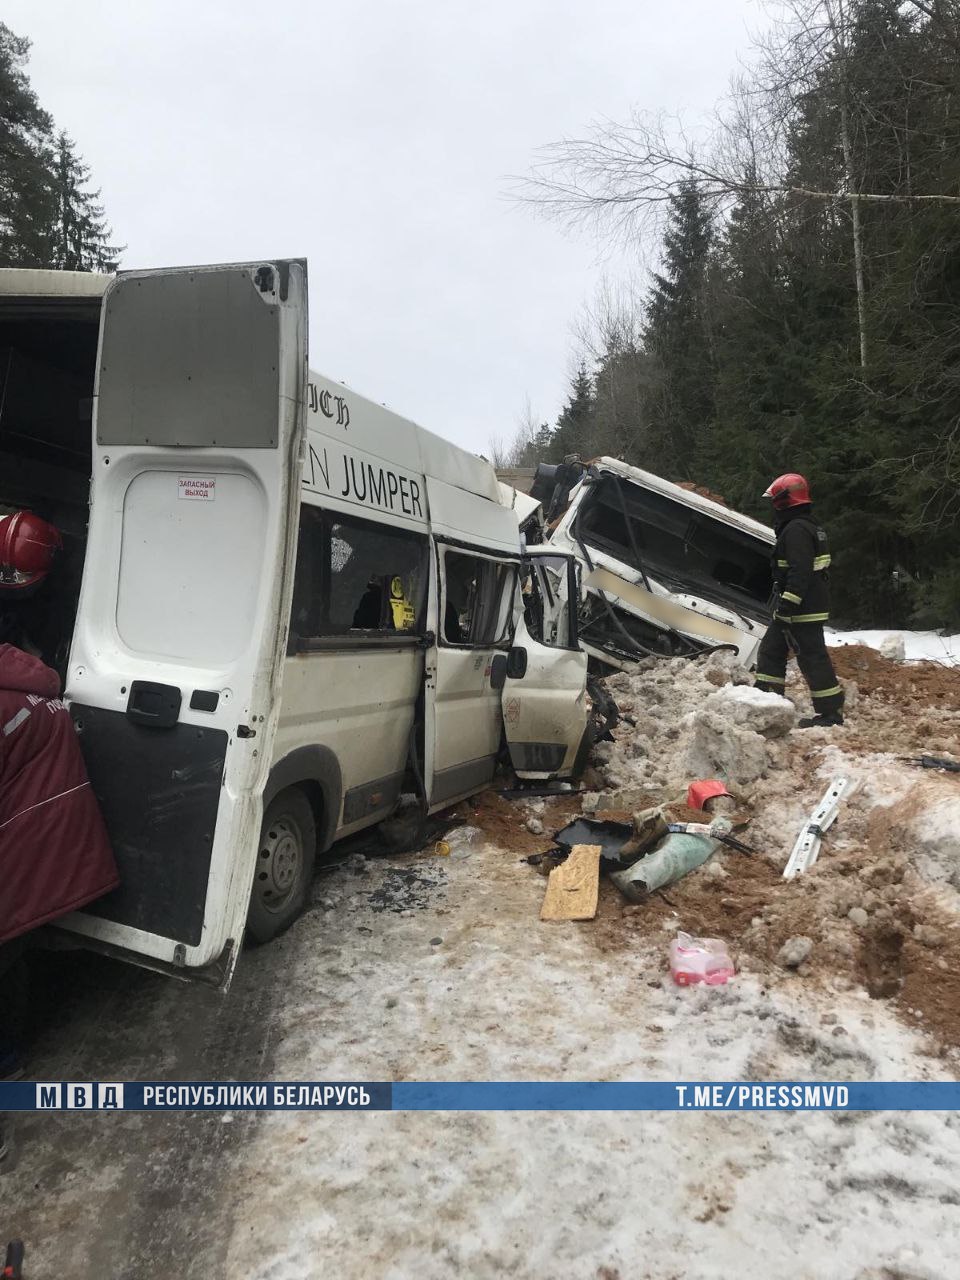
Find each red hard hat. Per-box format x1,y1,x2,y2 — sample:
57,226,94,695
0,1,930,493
763,473,811,510
0,511,62,591
687,779,732,811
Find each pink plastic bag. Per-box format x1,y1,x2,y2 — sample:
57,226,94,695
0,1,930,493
670,931,735,986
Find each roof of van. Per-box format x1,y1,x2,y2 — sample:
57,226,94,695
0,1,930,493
308,370,502,505
0,268,111,298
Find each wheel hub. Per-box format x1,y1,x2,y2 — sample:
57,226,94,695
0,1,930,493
258,817,302,912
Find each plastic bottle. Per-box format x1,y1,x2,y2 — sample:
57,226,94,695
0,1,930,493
669,931,735,986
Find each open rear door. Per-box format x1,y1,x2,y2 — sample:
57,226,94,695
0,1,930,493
502,549,589,780
58,261,307,987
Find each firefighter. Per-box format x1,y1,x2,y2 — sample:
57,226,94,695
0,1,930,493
754,473,845,728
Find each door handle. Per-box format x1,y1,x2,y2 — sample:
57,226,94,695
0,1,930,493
506,646,528,679
126,680,181,729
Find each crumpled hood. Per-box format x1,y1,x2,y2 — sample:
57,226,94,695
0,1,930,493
0,643,61,698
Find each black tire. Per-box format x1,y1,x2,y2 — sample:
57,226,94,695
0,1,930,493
246,788,317,945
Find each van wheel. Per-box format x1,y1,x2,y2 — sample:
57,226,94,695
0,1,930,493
247,789,317,944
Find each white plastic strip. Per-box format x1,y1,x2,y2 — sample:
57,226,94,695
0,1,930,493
783,777,850,880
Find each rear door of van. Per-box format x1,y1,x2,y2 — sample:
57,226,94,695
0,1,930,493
58,261,307,987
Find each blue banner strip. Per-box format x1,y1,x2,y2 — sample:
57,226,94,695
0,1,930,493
393,1082,960,1111
4,1081,960,1112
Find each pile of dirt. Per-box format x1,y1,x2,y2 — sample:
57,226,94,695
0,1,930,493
831,642,960,710
462,788,582,855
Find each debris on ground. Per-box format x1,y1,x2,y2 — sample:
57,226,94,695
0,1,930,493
670,931,735,986
540,844,602,920
610,819,730,901
479,639,960,1060
782,777,850,879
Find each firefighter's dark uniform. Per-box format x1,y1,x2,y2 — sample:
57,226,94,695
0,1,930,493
755,507,844,717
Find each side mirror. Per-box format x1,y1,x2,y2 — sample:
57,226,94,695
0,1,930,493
489,653,508,690
506,646,528,679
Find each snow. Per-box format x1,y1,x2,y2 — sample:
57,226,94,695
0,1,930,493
829,628,960,666
214,840,960,1280
701,684,797,737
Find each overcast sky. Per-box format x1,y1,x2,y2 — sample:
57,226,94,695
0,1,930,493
9,0,765,454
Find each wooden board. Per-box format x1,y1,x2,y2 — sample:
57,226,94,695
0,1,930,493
540,844,602,921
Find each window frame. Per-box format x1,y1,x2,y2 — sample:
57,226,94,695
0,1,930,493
523,552,581,653
436,540,520,652
289,503,431,653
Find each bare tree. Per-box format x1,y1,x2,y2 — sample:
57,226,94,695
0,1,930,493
488,395,548,470
513,0,960,370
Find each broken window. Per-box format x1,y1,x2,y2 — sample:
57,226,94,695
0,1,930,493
578,475,771,609
290,507,428,648
441,549,517,648
523,554,579,650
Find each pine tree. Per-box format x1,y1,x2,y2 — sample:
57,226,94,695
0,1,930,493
552,365,596,459
640,182,716,479
0,23,57,267
0,26,120,271
52,131,120,270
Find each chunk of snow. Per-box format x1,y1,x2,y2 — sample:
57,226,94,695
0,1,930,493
684,708,769,786
703,684,798,738
879,633,906,662
777,936,814,968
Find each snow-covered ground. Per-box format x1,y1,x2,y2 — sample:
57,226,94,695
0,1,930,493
829,627,960,665
8,818,960,1280
216,839,960,1280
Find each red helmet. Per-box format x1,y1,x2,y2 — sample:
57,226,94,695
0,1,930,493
0,511,62,592
763,473,811,510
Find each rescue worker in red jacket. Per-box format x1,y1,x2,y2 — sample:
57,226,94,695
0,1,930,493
754,474,845,728
0,514,118,1101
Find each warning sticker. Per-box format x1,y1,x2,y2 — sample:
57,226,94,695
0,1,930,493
178,476,216,501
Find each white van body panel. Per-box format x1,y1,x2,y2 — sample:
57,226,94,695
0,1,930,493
273,377,434,842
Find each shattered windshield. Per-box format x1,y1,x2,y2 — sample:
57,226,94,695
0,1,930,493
577,475,772,611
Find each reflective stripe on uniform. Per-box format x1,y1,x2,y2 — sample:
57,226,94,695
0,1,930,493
777,555,830,571
2,707,31,736
811,685,843,699
789,612,829,623
756,673,786,685
781,591,802,605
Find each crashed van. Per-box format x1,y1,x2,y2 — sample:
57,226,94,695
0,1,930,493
538,457,775,671
0,261,588,987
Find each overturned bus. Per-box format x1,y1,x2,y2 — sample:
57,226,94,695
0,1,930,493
0,261,590,988
533,457,775,672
